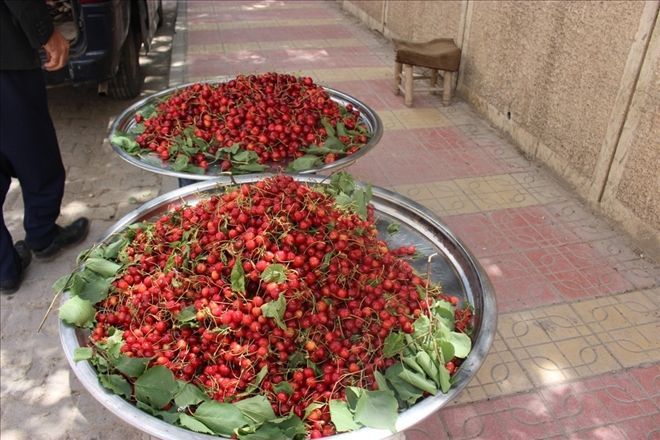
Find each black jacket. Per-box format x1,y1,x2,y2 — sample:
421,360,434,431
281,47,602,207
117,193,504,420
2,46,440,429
1,0,54,70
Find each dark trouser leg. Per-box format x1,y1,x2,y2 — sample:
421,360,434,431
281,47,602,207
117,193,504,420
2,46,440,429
0,69,65,251
0,171,20,281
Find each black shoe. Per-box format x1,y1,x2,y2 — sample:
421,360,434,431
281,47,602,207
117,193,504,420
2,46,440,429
33,217,90,260
0,241,32,295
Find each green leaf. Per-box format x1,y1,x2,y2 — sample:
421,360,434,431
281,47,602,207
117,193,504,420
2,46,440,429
320,252,333,271
321,118,336,137
329,400,361,432
73,347,93,362
437,363,451,393
287,351,305,368
234,395,276,424
129,123,145,135
231,257,246,294
354,187,369,219
260,264,286,283
415,351,439,385
440,340,454,363
431,300,455,327
90,353,111,374
387,223,400,235
384,363,424,406
99,327,124,359
175,381,209,409
59,296,96,327
85,257,121,277
193,401,249,436
353,390,398,432
184,164,206,175
67,272,85,296
402,356,425,376
269,414,306,438
177,306,198,324
103,237,128,259
138,103,157,119
136,401,180,424
336,121,348,137
179,413,215,434
99,374,132,399
447,331,472,358
261,294,286,330
334,193,352,208
114,356,150,378
192,136,208,150
77,270,113,304
52,274,70,293
304,145,337,155
329,172,355,194
172,154,190,171
243,365,268,394
219,143,240,156
307,359,322,377
237,424,289,440
233,163,268,173
134,366,178,409
232,150,258,164
398,367,437,395
383,332,404,358
273,381,293,395
413,315,431,338
416,285,428,300
345,386,364,411
286,154,322,172
321,136,346,151
111,135,140,154
374,370,390,392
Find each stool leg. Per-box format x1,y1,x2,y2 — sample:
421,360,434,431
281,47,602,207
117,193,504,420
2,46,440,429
442,71,453,105
403,64,414,107
430,69,438,88
394,62,402,95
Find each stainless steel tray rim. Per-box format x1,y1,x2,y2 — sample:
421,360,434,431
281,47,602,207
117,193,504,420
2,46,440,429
108,80,383,180
60,174,496,440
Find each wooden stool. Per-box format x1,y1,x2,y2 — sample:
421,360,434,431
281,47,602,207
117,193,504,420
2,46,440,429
393,38,461,106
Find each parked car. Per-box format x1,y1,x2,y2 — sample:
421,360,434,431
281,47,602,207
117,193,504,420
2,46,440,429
44,0,162,99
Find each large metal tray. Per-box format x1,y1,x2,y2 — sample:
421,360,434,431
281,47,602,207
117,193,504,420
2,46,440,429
108,82,383,180
60,175,496,440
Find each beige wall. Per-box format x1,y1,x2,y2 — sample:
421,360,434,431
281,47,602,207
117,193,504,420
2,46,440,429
341,0,660,255
462,1,644,180
341,1,462,41
600,20,660,252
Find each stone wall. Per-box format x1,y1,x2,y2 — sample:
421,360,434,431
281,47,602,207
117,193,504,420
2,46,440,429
340,0,660,253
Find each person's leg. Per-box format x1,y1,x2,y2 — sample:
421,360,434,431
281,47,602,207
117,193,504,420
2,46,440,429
0,70,64,250
0,170,20,282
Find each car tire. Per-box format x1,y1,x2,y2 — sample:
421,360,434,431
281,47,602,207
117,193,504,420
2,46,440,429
108,28,142,99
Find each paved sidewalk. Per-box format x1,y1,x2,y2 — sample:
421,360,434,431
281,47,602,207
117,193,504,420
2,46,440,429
1,1,657,440
178,1,658,439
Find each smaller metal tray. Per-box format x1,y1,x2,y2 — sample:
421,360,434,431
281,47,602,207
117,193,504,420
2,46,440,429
108,82,383,180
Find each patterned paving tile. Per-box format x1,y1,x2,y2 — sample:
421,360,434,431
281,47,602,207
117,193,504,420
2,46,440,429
407,366,659,439
611,256,660,290
453,175,540,211
570,290,660,367
394,182,480,217
393,108,454,130
512,171,573,205
212,18,340,30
